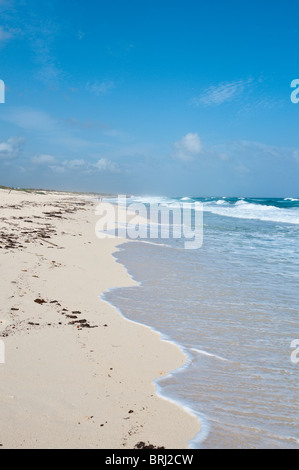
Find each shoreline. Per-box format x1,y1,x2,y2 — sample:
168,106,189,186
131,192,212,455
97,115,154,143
0,188,200,449
104,242,206,448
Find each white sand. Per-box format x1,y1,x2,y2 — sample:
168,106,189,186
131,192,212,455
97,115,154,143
0,188,200,449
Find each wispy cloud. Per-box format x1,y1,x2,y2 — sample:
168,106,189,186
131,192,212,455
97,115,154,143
231,140,299,163
34,154,120,174
0,106,137,164
237,96,284,115
86,80,115,96
192,77,284,114
3,107,58,133
30,24,63,87
208,139,299,178
193,78,254,107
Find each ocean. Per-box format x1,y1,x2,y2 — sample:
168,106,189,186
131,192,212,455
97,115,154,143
102,196,299,449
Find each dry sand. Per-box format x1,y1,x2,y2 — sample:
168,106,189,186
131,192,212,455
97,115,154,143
0,188,200,449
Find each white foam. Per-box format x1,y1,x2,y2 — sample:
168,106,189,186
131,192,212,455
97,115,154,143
191,348,229,362
203,200,299,225
124,196,299,225
130,195,176,205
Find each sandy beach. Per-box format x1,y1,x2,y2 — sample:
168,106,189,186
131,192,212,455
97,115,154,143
0,188,200,449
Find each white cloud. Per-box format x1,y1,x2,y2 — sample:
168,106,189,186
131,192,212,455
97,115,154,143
31,154,56,164
173,133,203,161
93,158,119,172
0,136,24,159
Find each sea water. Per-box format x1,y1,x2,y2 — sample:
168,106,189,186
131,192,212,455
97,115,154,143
103,197,299,449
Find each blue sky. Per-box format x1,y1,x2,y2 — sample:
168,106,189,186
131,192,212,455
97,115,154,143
0,0,299,196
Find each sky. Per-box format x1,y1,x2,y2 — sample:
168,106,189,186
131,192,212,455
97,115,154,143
0,0,299,197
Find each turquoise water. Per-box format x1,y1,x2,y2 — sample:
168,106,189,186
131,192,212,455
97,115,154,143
103,197,299,449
